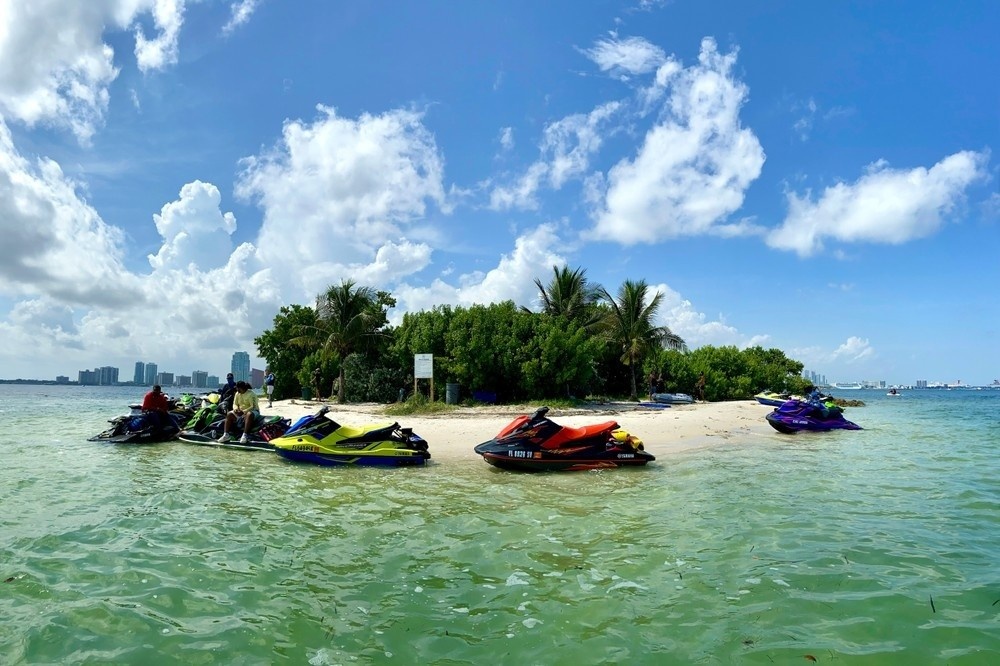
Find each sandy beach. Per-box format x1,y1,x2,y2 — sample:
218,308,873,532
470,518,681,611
260,398,777,462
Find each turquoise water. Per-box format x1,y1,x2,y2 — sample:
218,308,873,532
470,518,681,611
2,385,998,664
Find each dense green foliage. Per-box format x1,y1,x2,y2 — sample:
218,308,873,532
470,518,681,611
646,345,810,402
390,302,601,402
253,304,318,400
255,269,813,405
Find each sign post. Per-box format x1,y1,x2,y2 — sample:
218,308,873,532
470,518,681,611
414,353,434,401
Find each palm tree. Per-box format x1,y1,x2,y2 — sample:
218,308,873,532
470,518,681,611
296,279,382,403
598,279,685,400
528,265,603,329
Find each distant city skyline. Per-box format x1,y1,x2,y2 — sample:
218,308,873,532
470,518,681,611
57,353,259,387
14,360,996,390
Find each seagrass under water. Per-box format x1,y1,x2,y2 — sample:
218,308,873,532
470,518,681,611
1,385,998,664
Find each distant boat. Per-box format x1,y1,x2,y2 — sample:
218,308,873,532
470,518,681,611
651,392,695,405
832,382,864,390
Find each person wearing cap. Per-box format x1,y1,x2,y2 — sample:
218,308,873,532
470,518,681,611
218,373,237,411
218,381,260,444
264,368,275,407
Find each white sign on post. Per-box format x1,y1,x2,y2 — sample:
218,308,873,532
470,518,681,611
414,353,434,379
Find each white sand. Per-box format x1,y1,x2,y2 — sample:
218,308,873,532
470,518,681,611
260,398,778,462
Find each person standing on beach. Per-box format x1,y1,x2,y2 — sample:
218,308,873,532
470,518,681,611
694,372,706,401
311,367,322,400
264,368,275,407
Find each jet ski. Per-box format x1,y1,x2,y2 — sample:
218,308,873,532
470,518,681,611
176,392,290,450
765,399,862,434
754,391,796,407
88,409,180,444
270,406,430,466
177,414,291,451
473,406,653,472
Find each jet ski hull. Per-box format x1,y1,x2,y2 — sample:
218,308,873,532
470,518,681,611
275,448,430,467
88,413,179,444
176,431,276,451
475,447,653,472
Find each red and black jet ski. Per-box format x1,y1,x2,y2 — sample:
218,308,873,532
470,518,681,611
473,406,653,472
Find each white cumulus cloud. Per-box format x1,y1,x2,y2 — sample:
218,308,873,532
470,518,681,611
0,0,189,142
652,282,770,349
0,120,137,305
587,37,766,245
768,151,990,256
393,224,566,319
490,102,621,210
148,180,237,271
236,105,449,300
134,0,185,72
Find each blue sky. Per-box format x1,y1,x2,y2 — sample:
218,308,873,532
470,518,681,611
1,0,997,386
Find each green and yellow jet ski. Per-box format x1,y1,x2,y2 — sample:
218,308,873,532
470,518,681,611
271,406,430,466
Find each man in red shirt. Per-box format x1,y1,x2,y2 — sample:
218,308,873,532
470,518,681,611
140,385,177,431
142,385,170,412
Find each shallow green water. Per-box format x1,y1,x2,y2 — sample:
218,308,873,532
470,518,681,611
2,386,998,664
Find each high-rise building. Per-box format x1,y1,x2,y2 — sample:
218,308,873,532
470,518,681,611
144,362,158,385
97,366,119,385
192,370,208,388
251,367,264,387
207,375,220,388
231,351,250,383
78,369,97,385
156,371,174,386
134,361,144,384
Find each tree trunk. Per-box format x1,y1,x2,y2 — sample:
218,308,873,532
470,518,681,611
629,362,638,401
337,367,346,404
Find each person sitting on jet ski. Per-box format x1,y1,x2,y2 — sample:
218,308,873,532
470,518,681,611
218,373,237,411
218,381,260,444
141,384,177,428
805,385,831,418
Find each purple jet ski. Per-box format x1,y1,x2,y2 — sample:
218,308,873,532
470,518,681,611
765,399,862,434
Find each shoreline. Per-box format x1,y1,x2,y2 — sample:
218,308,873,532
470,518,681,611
259,398,777,462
